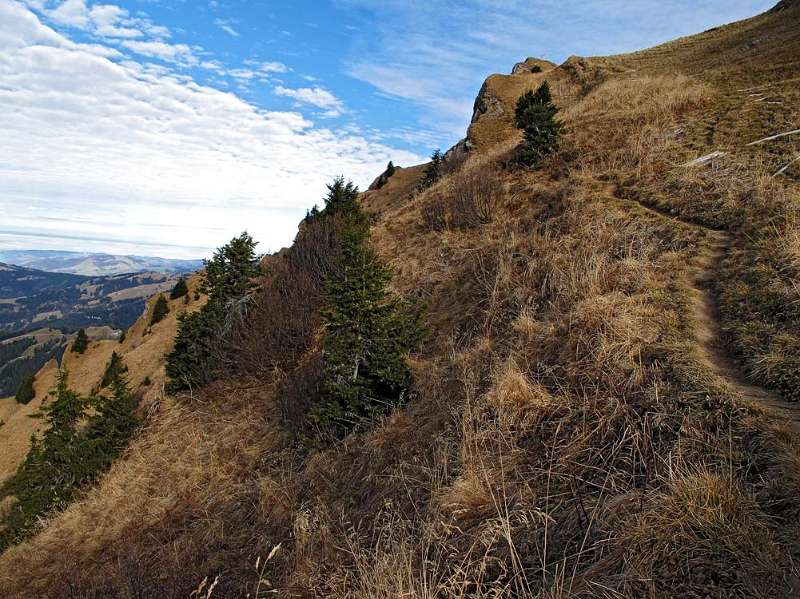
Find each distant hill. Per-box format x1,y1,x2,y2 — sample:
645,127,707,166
0,261,182,396
0,262,180,338
0,250,202,276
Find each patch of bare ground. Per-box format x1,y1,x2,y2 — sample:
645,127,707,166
692,232,800,433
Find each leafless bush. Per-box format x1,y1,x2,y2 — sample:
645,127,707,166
226,214,345,378
449,164,498,228
419,163,501,231
420,195,447,231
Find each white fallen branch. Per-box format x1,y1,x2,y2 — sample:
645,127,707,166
748,129,800,146
684,151,728,167
774,155,800,177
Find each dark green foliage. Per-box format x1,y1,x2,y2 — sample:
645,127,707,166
166,232,261,393
15,374,35,404
150,294,170,326
100,351,128,389
308,181,426,437
71,328,89,354
419,149,444,190
118,330,126,344
530,65,543,73
304,204,321,223
323,176,361,216
0,367,138,550
170,278,189,300
373,161,397,190
514,81,564,167
0,337,35,365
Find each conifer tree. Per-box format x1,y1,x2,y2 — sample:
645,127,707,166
309,182,425,436
166,232,261,392
100,351,128,389
170,277,189,300
0,370,85,548
0,367,139,550
419,149,444,189
15,374,35,405
80,368,139,476
374,161,396,190
150,294,170,326
71,328,89,354
323,176,361,215
514,81,564,167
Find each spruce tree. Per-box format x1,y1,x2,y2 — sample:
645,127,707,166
419,149,444,190
0,370,85,548
15,374,35,405
166,232,261,392
71,328,89,354
514,81,564,167
80,368,138,477
0,367,139,550
323,176,361,215
170,277,189,300
100,351,128,389
386,161,396,178
150,294,170,326
309,186,425,436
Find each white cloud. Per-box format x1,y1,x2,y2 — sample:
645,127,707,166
0,1,419,259
274,85,345,118
260,61,288,73
214,18,239,38
48,0,89,28
120,40,197,65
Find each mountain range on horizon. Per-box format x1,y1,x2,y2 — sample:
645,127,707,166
0,249,203,277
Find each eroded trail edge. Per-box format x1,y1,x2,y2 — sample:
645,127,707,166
692,230,800,433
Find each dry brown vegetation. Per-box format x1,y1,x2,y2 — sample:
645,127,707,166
1,3,800,598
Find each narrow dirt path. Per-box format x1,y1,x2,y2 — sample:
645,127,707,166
610,183,800,431
691,231,800,433
692,230,800,435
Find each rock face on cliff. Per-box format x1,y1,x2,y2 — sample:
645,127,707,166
770,0,799,11
511,57,556,74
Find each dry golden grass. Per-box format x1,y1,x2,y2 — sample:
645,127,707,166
1,4,800,598
0,359,59,484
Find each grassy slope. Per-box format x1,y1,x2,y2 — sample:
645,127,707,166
0,4,799,598
0,275,205,489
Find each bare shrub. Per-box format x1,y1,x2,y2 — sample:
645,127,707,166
419,162,501,232
420,194,447,232
449,164,498,228
227,214,345,378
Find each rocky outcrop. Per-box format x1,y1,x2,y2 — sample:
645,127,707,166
471,78,505,124
511,57,555,74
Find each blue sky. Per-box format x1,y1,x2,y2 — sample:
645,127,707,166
0,0,775,259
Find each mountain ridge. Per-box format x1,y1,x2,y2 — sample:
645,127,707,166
1,2,799,596
0,250,202,276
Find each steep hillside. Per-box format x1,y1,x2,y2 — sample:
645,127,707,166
0,3,799,598
0,263,188,395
